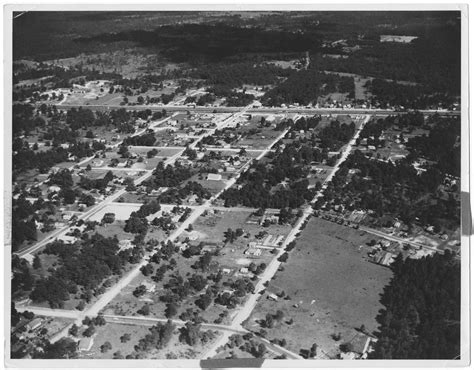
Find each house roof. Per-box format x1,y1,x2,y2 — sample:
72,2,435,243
349,332,371,354
78,337,94,351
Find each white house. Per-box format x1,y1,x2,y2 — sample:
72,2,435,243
48,185,61,193
78,337,94,352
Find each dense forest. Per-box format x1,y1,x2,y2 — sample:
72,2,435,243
365,79,458,110
73,23,317,64
262,69,354,107
371,252,460,359
27,233,146,308
314,20,460,94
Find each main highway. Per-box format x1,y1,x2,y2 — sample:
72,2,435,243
56,103,461,117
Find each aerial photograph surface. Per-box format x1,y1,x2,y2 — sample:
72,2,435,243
7,9,463,364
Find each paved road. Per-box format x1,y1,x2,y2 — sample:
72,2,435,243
127,145,267,153
56,103,460,116
311,115,370,202
15,306,79,319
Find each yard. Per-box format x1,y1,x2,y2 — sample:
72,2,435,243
243,217,393,358
78,321,221,359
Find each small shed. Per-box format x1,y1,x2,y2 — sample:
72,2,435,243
25,318,43,331
268,293,278,301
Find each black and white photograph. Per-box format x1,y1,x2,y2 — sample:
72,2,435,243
3,3,470,368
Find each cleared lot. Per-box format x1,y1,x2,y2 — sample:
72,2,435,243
244,217,392,358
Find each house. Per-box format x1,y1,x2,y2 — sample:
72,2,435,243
244,247,262,257
347,332,375,359
379,241,390,249
268,293,278,301
260,214,279,226
222,268,232,275
340,352,357,360
62,212,74,221
248,242,258,249
48,185,61,193
78,337,94,352
142,281,156,293
22,253,35,265
239,267,249,274
372,251,396,267
207,173,222,181
119,239,134,251
57,235,77,244
25,318,43,331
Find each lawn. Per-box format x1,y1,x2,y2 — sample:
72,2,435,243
243,217,393,358
76,323,150,359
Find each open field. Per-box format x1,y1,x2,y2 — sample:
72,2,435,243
243,217,393,358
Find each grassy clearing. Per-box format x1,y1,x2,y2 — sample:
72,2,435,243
77,323,150,359
244,217,393,358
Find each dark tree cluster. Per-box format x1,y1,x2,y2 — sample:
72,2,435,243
318,120,356,151
29,234,131,307
79,170,114,191
74,23,315,64
158,181,211,204
189,62,293,89
147,161,193,188
134,320,176,352
262,69,354,107
371,252,460,359
122,132,157,146
365,79,458,110
313,21,460,95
